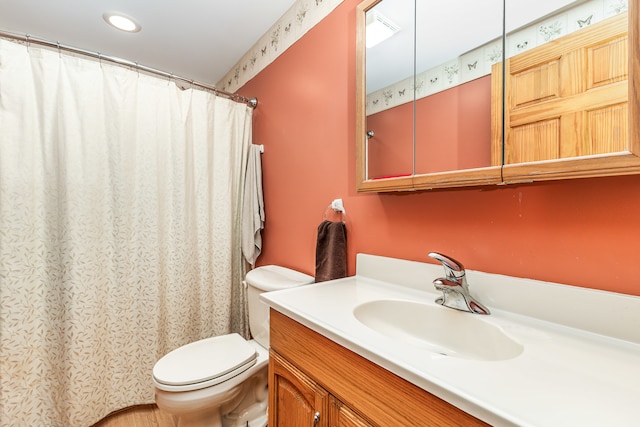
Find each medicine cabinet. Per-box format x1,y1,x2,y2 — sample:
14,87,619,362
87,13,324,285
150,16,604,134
356,0,640,192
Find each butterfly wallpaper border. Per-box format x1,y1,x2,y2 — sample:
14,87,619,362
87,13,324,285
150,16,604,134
217,0,344,93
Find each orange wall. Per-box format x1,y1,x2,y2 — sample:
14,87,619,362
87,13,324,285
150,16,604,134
367,76,492,178
240,0,640,296
415,76,492,173
366,101,413,179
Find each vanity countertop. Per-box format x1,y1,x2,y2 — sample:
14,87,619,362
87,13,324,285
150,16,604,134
260,254,640,427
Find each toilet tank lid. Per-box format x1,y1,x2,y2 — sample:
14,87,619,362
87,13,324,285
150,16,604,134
246,265,314,291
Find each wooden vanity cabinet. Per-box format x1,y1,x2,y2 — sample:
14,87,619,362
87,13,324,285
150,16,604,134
270,351,372,427
268,309,488,427
269,351,330,426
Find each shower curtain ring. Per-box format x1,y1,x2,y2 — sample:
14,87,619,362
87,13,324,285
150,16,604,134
25,34,30,51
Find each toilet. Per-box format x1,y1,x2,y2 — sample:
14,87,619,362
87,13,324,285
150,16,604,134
153,265,314,427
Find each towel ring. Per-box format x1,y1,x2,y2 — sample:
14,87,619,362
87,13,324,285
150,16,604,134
323,204,346,223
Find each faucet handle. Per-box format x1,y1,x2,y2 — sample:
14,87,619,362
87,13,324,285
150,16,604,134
429,252,490,315
433,278,491,315
428,252,465,280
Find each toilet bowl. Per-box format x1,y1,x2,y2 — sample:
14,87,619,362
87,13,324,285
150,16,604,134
152,265,314,427
154,337,269,427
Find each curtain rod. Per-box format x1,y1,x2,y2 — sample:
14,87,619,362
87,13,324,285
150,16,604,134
0,29,258,109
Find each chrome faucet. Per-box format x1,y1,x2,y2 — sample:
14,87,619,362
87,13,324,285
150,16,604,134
428,252,490,315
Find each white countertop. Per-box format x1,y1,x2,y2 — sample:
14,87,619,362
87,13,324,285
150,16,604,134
260,254,640,427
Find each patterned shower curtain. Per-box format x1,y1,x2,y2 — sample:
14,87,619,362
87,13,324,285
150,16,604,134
0,38,252,426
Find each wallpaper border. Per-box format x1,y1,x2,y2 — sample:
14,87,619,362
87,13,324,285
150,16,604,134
217,0,345,93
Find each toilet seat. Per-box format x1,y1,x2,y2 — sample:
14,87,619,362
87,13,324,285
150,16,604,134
153,333,257,392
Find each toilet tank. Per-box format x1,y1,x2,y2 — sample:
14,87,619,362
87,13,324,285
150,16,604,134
245,265,314,348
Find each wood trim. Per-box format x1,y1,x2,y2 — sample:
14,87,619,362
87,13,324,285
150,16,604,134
357,176,414,192
501,152,640,183
270,310,488,427
355,0,383,192
358,168,503,193
411,167,502,190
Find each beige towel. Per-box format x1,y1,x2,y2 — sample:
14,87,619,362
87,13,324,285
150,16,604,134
242,145,265,266
315,220,347,282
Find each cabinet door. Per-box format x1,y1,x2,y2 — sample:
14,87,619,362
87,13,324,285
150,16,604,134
269,351,329,427
330,396,374,427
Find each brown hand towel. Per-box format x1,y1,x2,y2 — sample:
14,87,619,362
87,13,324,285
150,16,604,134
315,220,347,283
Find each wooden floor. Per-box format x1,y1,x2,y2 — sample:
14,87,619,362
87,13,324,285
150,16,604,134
92,405,177,427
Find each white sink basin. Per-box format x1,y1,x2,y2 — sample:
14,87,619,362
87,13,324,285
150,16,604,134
354,299,523,361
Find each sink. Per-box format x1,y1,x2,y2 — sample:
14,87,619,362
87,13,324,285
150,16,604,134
354,299,523,361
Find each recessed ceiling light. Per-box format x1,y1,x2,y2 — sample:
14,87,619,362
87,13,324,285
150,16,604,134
103,12,141,33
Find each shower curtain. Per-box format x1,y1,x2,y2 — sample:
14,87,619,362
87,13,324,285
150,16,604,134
0,38,252,426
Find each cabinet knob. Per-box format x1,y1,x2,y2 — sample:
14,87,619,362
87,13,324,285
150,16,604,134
313,411,321,426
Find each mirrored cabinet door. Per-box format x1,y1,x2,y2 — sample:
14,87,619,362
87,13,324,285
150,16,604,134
356,0,505,192
364,0,415,182
498,0,639,183
414,0,502,176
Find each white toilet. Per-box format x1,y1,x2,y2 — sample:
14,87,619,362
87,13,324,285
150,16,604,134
153,265,314,427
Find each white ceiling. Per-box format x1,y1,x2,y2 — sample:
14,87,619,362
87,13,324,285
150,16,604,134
0,0,297,86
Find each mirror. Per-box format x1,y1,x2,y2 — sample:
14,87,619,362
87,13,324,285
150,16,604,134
413,0,503,176
499,0,639,183
364,0,415,181
356,0,640,192
358,0,506,190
